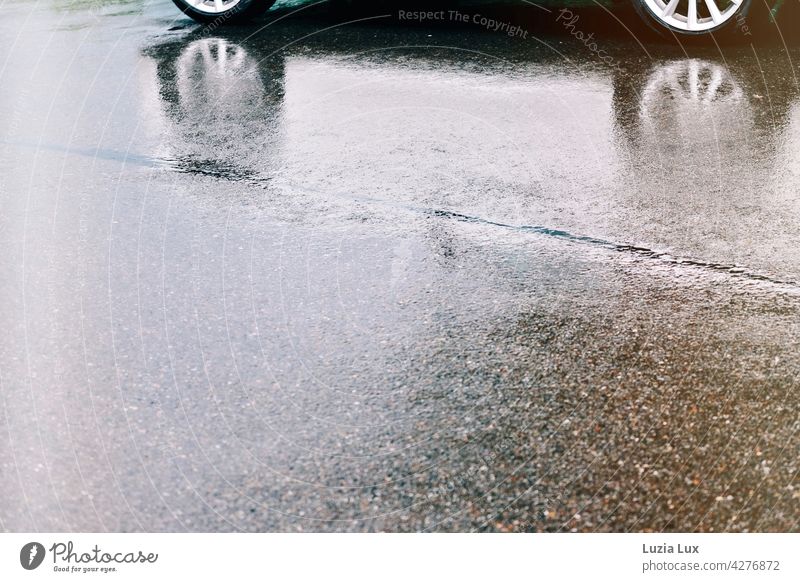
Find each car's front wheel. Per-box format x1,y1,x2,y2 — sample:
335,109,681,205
172,0,276,24
636,0,751,35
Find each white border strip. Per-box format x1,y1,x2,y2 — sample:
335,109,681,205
1,533,798,581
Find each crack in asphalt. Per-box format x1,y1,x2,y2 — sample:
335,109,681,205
428,209,800,290
7,138,798,292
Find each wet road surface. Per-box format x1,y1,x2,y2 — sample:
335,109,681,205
1,0,799,532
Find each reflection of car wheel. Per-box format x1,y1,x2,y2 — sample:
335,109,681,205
638,59,748,147
635,0,750,34
172,0,276,24
175,38,262,107
640,60,744,116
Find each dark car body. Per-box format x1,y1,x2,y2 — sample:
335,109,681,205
173,0,799,38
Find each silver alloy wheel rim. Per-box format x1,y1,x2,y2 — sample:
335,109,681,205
642,0,744,32
185,0,243,14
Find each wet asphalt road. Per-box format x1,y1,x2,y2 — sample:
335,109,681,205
1,0,799,532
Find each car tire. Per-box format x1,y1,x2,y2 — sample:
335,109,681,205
172,0,277,24
634,0,751,37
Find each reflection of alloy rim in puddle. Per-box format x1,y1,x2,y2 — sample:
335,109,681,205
176,38,254,107
183,0,242,14
639,59,744,126
641,0,745,32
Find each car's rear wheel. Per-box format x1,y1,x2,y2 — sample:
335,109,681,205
636,0,751,34
172,0,276,24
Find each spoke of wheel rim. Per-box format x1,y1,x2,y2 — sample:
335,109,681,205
688,61,699,100
214,0,224,10
687,0,698,30
230,48,246,70
218,40,227,73
663,0,681,18
201,41,213,63
704,0,724,24
704,66,724,102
